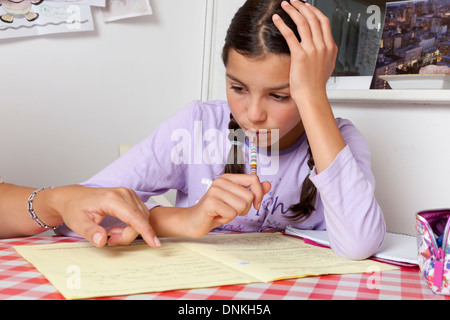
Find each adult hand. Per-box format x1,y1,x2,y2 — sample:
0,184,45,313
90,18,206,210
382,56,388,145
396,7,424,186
53,185,160,248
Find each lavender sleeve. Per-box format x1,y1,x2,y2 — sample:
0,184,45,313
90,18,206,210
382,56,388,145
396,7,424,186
309,120,386,260
56,102,195,236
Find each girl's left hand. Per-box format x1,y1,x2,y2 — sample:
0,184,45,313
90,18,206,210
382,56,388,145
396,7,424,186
273,0,337,103
272,0,346,173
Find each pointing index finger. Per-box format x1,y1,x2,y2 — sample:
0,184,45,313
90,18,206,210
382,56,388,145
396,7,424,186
103,193,160,248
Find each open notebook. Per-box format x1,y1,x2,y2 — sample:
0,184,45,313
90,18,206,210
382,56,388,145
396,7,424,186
285,226,418,266
14,232,398,299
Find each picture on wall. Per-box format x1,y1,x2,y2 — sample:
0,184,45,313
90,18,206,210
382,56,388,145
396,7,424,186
371,0,450,89
0,0,102,40
100,0,152,22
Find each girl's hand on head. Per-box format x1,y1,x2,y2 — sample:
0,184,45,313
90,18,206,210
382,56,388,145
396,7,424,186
184,174,271,238
272,0,337,102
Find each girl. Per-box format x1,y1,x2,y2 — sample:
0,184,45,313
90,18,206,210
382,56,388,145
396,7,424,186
58,0,385,259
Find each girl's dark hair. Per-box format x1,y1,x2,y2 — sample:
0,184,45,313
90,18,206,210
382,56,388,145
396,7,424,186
222,0,317,222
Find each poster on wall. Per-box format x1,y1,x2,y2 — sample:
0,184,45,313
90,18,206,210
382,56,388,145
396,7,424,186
0,1,97,40
371,0,450,89
100,0,152,22
47,0,105,5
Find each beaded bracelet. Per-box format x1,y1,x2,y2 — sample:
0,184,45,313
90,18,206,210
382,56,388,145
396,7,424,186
27,187,62,230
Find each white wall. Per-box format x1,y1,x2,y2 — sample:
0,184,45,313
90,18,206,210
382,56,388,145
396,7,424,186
203,0,244,101
0,0,207,188
332,100,450,236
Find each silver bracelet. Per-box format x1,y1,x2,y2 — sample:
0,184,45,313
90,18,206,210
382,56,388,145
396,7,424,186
27,187,62,230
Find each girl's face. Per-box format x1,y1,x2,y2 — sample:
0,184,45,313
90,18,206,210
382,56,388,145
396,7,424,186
225,49,304,150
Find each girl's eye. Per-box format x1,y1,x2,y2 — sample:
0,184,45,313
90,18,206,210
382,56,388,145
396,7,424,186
230,85,245,93
271,94,290,101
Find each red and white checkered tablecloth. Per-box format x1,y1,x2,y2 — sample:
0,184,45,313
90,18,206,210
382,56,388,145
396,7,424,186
0,234,448,300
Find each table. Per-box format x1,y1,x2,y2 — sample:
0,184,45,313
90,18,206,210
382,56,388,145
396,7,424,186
0,234,448,301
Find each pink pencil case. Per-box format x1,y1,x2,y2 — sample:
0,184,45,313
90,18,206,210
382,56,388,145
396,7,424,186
416,209,450,295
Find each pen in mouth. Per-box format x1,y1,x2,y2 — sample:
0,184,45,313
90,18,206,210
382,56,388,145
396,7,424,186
249,131,257,175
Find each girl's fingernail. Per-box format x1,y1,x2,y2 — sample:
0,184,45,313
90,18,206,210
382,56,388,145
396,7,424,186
93,232,102,246
273,14,280,20
154,236,161,247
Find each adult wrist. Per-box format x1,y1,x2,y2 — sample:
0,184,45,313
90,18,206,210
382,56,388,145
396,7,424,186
28,187,64,230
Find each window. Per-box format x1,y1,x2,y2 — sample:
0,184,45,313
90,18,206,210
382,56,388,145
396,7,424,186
313,0,387,77
203,0,389,100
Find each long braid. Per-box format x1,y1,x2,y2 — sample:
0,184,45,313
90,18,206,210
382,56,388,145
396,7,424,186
225,114,245,174
288,144,317,221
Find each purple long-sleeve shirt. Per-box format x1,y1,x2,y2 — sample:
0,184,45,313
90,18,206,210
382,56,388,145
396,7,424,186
57,100,385,259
